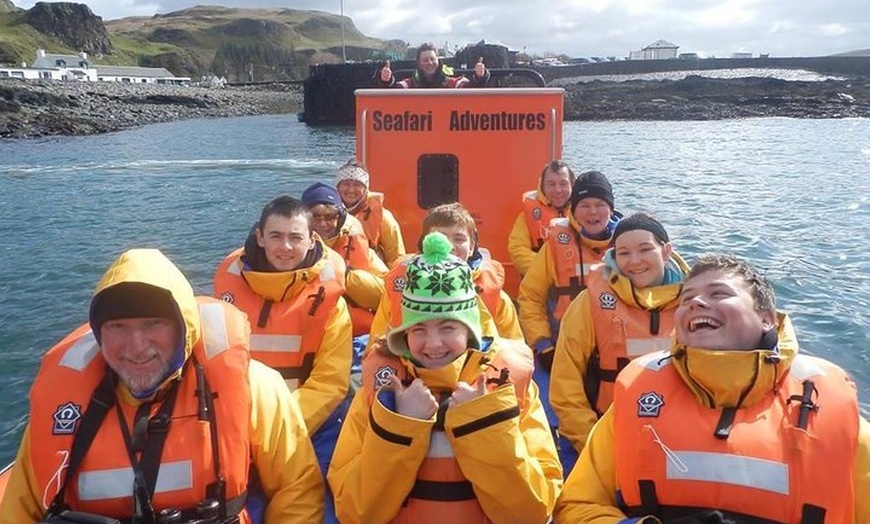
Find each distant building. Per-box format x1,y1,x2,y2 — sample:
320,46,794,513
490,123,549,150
97,65,188,84
0,49,189,84
629,40,679,60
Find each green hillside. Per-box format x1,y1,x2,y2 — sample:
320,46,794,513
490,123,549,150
0,4,405,81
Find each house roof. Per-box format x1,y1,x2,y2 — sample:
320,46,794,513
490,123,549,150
34,53,91,68
96,65,175,78
644,39,679,50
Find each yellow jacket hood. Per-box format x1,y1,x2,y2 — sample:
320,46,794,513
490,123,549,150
90,249,199,399
670,312,799,409
601,250,690,310
241,236,341,302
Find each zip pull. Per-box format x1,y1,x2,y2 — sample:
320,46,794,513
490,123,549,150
644,424,688,473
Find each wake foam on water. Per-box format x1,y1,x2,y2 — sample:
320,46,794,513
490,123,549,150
1,158,339,176
549,68,844,86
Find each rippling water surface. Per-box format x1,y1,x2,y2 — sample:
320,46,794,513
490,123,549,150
1,114,868,463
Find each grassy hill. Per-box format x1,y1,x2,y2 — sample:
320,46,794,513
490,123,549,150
0,4,405,81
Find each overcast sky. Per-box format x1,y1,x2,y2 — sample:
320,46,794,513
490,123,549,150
12,0,869,58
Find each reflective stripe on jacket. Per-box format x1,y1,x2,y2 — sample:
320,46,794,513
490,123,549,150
29,298,252,520
613,352,858,523
214,248,343,389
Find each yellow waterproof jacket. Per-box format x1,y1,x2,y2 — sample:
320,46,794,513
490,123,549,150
0,249,324,524
328,339,562,524
324,214,388,311
553,314,870,524
213,239,353,433
517,215,611,348
349,191,407,266
550,252,689,454
508,185,567,276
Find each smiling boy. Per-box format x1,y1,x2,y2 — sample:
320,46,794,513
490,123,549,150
554,254,870,523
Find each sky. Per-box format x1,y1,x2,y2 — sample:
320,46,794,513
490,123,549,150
11,0,870,58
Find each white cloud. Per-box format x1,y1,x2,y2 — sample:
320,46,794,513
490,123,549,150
10,0,870,57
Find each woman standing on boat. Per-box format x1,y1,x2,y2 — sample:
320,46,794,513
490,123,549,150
379,42,490,88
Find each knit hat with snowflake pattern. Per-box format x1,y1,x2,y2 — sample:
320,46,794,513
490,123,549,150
386,232,482,357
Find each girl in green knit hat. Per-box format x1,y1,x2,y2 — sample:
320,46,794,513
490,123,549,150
327,232,562,524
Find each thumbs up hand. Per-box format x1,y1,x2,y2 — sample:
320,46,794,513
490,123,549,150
474,56,486,78
380,60,392,83
450,373,488,406
390,375,438,419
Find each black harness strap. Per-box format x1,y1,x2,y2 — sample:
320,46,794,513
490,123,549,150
276,352,316,385
714,407,737,440
584,351,630,415
45,373,118,517
553,275,585,299
649,309,661,336
116,378,182,522
638,479,660,516
256,300,273,329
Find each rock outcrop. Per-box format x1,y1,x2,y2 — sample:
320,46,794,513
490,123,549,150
24,2,112,56
0,0,20,13
0,81,301,139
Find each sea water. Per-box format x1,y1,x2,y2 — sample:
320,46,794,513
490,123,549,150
0,115,867,463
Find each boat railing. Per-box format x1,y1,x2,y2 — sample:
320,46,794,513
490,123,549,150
391,68,547,87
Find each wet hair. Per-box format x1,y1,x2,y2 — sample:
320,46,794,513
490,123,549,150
540,160,577,185
258,195,312,232
416,42,439,62
687,254,776,313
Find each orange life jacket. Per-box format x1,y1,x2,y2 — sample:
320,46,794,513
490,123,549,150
351,192,385,253
613,353,858,523
329,217,374,272
361,341,533,524
521,190,563,251
29,298,252,521
384,251,503,332
547,218,606,321
584,270,675,415
214,248,343,389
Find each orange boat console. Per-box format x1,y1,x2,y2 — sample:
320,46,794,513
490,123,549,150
355,87,565,294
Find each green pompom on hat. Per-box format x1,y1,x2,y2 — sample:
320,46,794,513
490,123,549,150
387,232,482,358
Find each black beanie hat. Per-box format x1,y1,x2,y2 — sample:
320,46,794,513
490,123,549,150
570,170,615,212
613,212,670,244
89,282,178,342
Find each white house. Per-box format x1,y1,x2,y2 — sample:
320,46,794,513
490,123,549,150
0,49,189,84
1,49,97,80
31,49,97,80
96,65,189,85
629,40,679,60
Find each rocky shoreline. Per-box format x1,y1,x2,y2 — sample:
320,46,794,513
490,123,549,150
561,75,870,120
2,74,869,139
0,80,302,139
